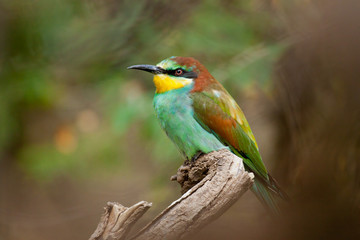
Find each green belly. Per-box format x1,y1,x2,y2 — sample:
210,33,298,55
153,85,226,160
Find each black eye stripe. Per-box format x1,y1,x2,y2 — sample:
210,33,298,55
166,68,198,78
166,68,182,76
182,71,198,78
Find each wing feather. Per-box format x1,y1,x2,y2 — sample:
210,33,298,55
190,89,268,180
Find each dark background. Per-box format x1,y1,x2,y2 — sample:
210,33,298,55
1,0,360,239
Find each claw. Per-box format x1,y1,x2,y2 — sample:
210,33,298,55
191,151,204,162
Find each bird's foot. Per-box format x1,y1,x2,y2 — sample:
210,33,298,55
190,151,205,162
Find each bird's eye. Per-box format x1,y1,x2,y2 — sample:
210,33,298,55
174,69,183,76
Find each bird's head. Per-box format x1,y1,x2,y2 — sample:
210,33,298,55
128,56,214,94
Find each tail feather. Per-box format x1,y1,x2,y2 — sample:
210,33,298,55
268,174,290,201
251,178,282,215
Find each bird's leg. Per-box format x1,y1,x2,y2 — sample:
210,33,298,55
191,151,205,162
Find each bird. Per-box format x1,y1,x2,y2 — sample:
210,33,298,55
128,56,287,214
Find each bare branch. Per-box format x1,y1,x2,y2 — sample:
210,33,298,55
90,149,254,240
89,201,152,240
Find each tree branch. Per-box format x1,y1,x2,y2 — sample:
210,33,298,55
89,201,152,240
89,149,254,240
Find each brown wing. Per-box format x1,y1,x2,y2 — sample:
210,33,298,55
190,89,268,179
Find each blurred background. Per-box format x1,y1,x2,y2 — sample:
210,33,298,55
1,0,360,239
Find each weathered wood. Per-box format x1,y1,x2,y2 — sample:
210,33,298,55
89,149,254,240
89,201,152,240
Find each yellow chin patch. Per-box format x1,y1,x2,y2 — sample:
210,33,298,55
153,74,193,94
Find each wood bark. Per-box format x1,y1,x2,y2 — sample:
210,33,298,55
89,149,254,240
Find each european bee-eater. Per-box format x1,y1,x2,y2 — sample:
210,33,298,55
128,56,286,214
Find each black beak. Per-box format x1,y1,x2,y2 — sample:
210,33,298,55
127,64,165,74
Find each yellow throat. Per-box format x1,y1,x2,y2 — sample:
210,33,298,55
153,74,193,94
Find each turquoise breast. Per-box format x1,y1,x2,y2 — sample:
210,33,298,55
153,84,226,160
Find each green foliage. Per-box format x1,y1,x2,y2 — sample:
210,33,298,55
0,0,284,182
